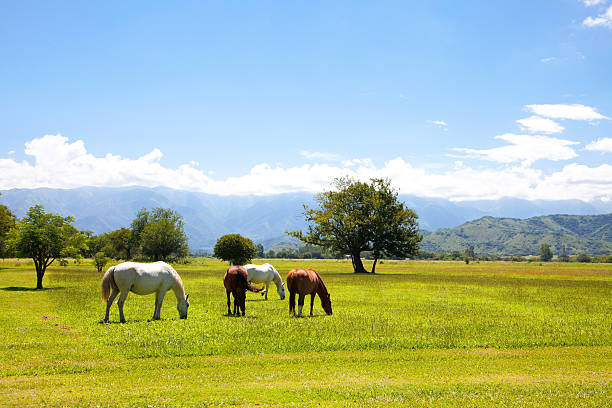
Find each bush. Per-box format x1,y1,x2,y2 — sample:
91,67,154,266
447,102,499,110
575,254,591,263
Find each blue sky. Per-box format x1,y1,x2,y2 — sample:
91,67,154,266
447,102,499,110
1,1,611,200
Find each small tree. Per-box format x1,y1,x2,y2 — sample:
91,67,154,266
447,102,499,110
93,251,111,273
465,245,475,260
0,202,17,258
558,244,569,262
289,177,421,273
213,234,256,265
10,205,85,289
539,243,553,262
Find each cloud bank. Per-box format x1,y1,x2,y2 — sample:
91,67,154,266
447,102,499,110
1,132,611,202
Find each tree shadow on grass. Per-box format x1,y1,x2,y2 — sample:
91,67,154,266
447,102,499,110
1,286,65,292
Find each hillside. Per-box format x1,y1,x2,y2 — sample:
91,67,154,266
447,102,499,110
420,214,612,256
1,187,611,254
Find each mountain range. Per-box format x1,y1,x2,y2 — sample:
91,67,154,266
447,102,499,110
420,214,612,256
1,186,611,255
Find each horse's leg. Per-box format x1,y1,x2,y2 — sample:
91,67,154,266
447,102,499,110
117,291,129,323
233,291,238,315
153,291,160,320
226,290,231,315
104,288,119,322
153,289,167,320
310,294,315,316
289,291,295,315
264,281,270,300
240,292,246,316
297,293,305,317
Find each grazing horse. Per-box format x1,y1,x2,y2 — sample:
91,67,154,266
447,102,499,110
244,263,286,300
101,261,189,323
287,268,332,317
224,265,263,316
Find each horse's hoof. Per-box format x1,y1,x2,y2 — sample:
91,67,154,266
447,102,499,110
120,319,126,323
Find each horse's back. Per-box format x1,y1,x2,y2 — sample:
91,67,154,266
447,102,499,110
244,263,274,283
224,266,248,291
287,268,317,294
113,261,177,294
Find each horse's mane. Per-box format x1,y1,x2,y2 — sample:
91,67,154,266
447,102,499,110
308,268,329,294
269,264,282,284
167,264,185,293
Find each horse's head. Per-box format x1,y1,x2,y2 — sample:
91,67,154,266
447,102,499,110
178,294,189,319
321,293,332,315
277,281,286,300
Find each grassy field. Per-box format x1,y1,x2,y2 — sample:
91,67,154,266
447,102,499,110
0,258,610,407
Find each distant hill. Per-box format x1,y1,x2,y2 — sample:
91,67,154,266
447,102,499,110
421,214,612,256
1,187,611,254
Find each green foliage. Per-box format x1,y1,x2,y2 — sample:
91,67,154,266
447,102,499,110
0,203,17,258
131,208,189,261
93,251,111,273
539,243,553,262
421,214,612,256
213,234,256,265
9,205,85,289
289,177,421,273
575,253,592,263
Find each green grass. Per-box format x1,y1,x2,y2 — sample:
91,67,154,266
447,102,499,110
0,258,610,407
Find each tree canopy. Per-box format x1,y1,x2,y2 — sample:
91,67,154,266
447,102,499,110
10,205,87,289
289,177,422,273
213,234,256,265
131,208,189,261
539,243,553,262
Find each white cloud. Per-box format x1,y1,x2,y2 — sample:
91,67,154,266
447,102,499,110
451,134,579,166
585,138,612,153
540,57,556,63
0,134,215,191
428,120,448,130
583,0,606,6
2,134,612,202
8,150,15,155
525,104,610,121
516,116,564,134
583,5,612,27
342,158,373,167
299,150,342,161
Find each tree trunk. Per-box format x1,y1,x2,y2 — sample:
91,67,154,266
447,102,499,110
36,268,44,290
371,257,378,274
351,252,368,273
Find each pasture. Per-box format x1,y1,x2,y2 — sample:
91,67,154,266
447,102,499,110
0,258,610,407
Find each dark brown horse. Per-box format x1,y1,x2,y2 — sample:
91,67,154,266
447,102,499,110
287,268,332,317
224,265,262,316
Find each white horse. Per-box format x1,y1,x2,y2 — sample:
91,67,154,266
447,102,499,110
244,263,286,300
101,261,189,323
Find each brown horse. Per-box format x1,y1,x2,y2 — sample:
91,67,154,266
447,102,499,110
287,268,332,317
224,265,262,316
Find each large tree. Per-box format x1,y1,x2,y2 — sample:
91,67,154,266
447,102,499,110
0,203,17,258
10,205,86,289
133,208,189,261
289,177,422,273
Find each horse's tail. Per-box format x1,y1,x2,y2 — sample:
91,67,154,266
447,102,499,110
101,266,117,301
238,268,263,293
